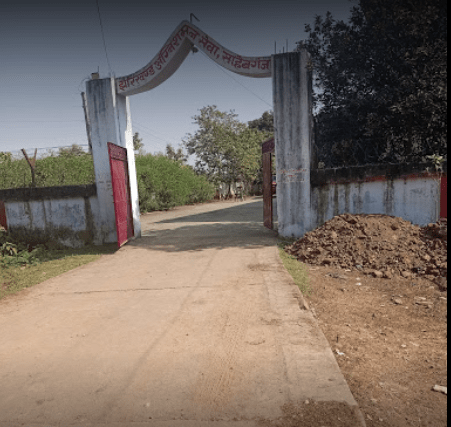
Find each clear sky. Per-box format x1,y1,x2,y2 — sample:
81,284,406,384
1,0,355,159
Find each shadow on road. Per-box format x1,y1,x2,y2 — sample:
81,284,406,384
154,199,272,224
128,199,278,252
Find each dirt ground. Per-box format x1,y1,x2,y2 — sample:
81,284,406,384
305,265,447,427
283,215,447,427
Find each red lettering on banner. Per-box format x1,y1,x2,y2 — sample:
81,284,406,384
222,51,235,65
258,59,271,70
205,42,220,56
241,59,251,69
183,25,200,42
172,29,184,46
233,55,243,69
198,36,220,56
165,43,176,55
198,36,209,48
154,51,167,70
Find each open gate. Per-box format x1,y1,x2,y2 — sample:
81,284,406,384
108,142,134,247
262,138,275,229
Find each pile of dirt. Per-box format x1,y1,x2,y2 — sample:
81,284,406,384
285,214,447,289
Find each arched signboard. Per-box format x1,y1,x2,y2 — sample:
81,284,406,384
115,20,271,96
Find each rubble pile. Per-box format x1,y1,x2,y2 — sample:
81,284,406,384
285,214,447,288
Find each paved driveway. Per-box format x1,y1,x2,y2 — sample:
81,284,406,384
0,198,364,426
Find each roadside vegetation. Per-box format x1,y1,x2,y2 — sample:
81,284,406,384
0,148,95,189
0,142,215,213
278,241,312,296
135,153,215,212
0,227,116,300
183,106,273,195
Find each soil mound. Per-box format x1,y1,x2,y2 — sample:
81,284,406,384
285,214,447,288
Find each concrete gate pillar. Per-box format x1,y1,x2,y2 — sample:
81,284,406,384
85,77,141,244
272,50,313,238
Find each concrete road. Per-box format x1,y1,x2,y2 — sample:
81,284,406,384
0,198,364,426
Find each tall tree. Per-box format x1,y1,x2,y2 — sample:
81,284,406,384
248,111,274,133
302,0,447,167
184,106,269,188
165,144,188,164
133,132,145,155
184,106,245,184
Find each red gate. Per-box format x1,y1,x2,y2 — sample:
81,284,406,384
262,138,275,229
0,201,7,230
108,142,134,247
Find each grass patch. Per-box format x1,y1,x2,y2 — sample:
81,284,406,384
0,244,117,300
278,240,311,296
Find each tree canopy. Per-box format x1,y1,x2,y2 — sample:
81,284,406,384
184,106,271,188
248,111,274,133
165,144,188,165
301,0,447,167
133,132,145,155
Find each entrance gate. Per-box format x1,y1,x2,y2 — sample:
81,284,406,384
85,20,313,243
108,142,134,247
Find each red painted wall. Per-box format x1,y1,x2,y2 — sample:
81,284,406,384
440,176,447,218
0,201,7,229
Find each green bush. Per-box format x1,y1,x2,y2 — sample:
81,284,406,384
0,151,214,212
0,153,95,189
0,229,47,267
135,154,215,212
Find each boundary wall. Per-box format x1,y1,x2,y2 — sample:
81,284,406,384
309,162,447,231
0,185,110,248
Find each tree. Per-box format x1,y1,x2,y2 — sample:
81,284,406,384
211,125,270,190
184,106,245,184
184,106,270,190
165,144,188,164
248,111,274,133
302,0,447,167
133,132,145,155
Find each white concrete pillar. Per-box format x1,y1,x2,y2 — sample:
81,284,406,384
272,50,314,238
115,94,142,238
85,77,141,244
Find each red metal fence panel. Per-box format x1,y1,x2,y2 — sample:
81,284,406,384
108,143,134,247
262,138,275,230
263,152,273,229
0,201,7,230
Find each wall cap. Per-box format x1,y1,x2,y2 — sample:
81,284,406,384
0,184,97,202
311,162,447,187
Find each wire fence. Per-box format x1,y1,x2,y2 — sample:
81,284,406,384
0,144,95,189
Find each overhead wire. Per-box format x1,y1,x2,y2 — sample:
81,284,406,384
133,121,182,146
198,50,272,109
95,0,113,76
0,120,85,123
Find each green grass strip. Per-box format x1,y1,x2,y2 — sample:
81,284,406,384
0,244,117,300
278,242,312,296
